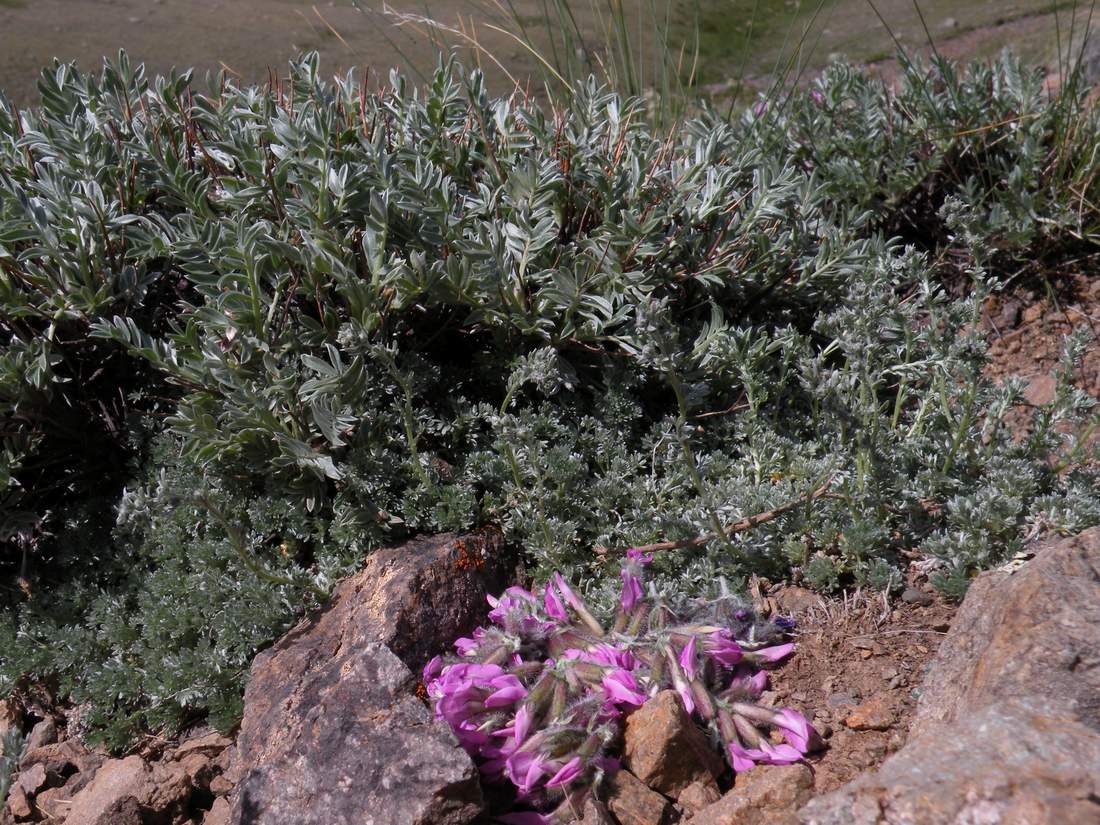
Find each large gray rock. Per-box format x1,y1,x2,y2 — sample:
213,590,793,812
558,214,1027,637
799,528,1100,825
230,530,513,825
231,643,482,825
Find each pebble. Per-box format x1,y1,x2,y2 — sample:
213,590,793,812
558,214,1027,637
845,696,896,731
1021,303,1044,324
826,692,860,709
901,588,933,606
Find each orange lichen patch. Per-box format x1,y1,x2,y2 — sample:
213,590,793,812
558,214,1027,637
453,539,485,572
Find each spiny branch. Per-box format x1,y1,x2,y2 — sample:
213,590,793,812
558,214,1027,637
598,476,838,556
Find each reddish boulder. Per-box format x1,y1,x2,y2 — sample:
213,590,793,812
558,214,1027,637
622,690,723,799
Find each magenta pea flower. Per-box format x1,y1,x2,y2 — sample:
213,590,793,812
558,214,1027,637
601,669,647,708
432,663,528,753
702,629,743,667
507,749,551,795
620,569,644,612
423,655,443,684
754,740,803,765
487,587,537,624
727,740,758,772
811,88,825,105
743,642,795,664
551,573,605,635
724,668,768,698
543,582,568,622
499,704,534,746
773,708,815,752
484,676,527,708
679,635,698,681
585,643,636,670
454,626,485,656
545,755,585,788
729,701,817,756
551,573,583,611
619,548,653,613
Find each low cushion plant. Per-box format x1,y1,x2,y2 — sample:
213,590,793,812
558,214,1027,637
0,50,1097,748
426,549,816,820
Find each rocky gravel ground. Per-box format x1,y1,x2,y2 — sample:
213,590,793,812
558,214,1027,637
3,525,1098,824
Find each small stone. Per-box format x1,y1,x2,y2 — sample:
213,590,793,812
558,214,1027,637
901,588,933,606
826,692,859,709
175,731,233,758
19,739,102,779
34,787,71,820
17,762,48,794
689,764,814,825
1024,373,1057,406
202,797,232,825
61,756,151,825
578,796,616,825
678,779,721,816
605,770,672,825
623,690,723,798
941,16,957,28
8,786,34,820
1021,303,1043,324
887,731,906,752
860,649,873,659
845,696,896,731
26,717,58,750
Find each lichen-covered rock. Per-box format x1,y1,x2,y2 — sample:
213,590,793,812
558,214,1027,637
799,527,1100,825
622,690,724,799
688,764,813,825
228,532,512,825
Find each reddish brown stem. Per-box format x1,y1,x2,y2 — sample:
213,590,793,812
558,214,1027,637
602,477,837,556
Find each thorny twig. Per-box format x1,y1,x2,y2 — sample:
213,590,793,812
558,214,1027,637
597,476,837,555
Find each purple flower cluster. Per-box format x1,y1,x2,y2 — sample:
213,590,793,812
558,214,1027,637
424,551,818,819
